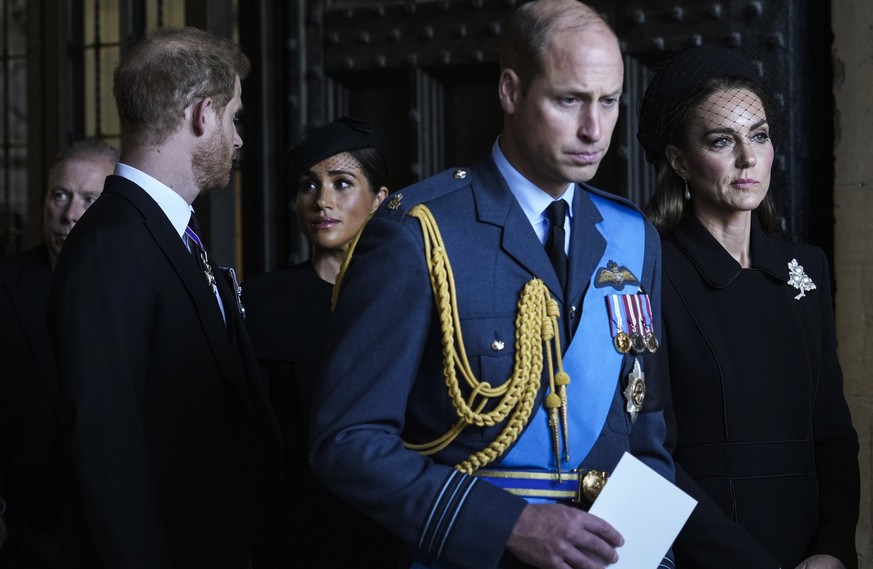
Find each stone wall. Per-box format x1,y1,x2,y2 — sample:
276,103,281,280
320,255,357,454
832,2,873,566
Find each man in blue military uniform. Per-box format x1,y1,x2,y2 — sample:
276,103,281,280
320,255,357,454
308,1,675,568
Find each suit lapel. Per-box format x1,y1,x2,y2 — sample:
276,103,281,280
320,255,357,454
154,219,255,411
105,178,254,411
471,158,564,300
7,245,65,429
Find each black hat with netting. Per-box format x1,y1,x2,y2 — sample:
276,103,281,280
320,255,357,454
285,116,383,190
637,44,783,166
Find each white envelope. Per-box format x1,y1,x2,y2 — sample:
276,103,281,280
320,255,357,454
588,452,697,568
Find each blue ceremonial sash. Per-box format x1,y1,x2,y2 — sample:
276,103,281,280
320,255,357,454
494,193,644,499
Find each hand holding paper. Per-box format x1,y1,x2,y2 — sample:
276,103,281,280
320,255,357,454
588,452,697,568
506,502,624,568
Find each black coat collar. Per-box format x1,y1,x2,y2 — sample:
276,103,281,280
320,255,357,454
669,212,789,289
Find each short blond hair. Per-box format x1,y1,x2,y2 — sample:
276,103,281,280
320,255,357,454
47,138,119,191
113,26,250,148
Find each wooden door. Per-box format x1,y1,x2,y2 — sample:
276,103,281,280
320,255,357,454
239,0,832,274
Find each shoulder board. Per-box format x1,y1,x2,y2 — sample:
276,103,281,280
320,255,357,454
579,182,643,216
378,167,472,220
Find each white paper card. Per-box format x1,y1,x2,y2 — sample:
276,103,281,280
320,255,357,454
588,452,697,568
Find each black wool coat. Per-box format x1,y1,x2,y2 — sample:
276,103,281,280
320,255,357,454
661,212,859,569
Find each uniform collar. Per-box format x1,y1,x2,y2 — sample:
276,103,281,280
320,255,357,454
491,139,575,244
671,211,788,288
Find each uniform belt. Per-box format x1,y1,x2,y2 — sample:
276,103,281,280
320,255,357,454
473,468,609,504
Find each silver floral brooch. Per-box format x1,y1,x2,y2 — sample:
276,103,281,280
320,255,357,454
787,259,816,300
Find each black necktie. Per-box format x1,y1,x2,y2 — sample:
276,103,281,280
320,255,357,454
545,199,569,291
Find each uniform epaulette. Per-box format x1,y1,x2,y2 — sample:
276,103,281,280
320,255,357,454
379,167,472,221
580,182,643,216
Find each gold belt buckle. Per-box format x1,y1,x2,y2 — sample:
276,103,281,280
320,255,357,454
574,469,608,504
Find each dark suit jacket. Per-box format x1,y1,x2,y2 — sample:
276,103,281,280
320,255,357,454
662,213,859,569
48,175,281,569
0,244,69,562
308,156,673,569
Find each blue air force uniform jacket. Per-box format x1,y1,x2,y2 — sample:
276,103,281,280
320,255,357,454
308,156,675,569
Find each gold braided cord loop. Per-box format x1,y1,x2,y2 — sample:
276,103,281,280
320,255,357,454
404,204,566,474
332,214,373,311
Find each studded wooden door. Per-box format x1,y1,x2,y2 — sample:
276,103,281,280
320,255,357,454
238,0,832,274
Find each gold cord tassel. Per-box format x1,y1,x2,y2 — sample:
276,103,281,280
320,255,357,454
542,297,571,474
555,371,571,462
545,392,563,482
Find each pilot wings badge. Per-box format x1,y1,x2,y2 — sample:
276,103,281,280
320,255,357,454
595,260,640,290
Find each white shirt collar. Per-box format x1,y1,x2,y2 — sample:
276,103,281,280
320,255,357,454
114,163,193,240
491,139,574,245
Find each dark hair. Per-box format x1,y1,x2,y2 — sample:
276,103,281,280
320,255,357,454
638,46,781,235
346,148,388,193
113,27,250,148
644,76,779,235
500,0,614,94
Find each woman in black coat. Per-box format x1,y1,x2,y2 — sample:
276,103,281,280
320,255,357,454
637,45,859,569
243,117,397,567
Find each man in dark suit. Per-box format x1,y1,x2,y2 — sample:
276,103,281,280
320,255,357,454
49,27,280,569
0,138,117,568
308,1,676,568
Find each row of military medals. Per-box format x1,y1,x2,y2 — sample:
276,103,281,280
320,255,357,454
607,294,658,422
609,293,658,355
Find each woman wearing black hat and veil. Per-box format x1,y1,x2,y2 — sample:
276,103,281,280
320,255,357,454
637,46,859,569
243,117,397,567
